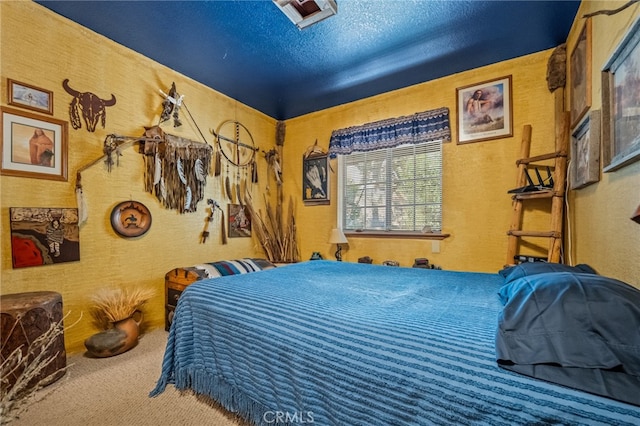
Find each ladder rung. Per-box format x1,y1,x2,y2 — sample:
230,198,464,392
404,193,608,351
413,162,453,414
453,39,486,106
512,190,562,200
507,230,561,238
516,151,567,165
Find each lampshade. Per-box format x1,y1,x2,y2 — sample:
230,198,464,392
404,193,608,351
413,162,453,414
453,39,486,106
328,228,348,244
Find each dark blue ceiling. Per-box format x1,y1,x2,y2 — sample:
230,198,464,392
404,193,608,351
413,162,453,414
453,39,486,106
36,1,580,120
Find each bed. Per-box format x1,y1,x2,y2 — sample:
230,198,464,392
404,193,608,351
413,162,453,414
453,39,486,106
151,260,640,425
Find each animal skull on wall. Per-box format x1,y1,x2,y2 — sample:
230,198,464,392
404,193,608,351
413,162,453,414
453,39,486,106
62,79,116,132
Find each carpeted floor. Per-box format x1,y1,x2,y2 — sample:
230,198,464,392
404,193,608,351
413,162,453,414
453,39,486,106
8,329,248,426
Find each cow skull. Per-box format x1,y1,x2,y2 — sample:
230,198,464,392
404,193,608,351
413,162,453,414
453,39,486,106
62,79,116,132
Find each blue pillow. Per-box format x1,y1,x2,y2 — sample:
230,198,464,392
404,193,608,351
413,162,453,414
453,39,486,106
498,262,596,284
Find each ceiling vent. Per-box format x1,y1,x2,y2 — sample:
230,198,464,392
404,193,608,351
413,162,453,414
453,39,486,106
273,0,338,30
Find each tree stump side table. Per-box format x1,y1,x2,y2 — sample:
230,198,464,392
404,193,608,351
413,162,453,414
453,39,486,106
0,291,67,393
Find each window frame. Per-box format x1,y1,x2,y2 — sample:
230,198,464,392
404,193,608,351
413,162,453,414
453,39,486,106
336,140,449,240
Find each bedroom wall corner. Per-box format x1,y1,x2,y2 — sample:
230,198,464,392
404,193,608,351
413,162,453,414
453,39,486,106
282,51,557,272
564,1,640,288
0,1,276,353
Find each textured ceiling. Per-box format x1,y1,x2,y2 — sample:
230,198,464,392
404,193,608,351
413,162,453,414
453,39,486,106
37,0,580,120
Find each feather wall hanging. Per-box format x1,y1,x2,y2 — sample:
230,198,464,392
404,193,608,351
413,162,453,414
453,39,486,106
73,78,210,223
140,126,212,213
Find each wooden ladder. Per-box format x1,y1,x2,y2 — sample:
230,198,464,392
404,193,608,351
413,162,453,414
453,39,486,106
506,109,569,265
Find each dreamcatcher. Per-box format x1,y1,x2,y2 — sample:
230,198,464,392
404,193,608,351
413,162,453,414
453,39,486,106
211,120,258,205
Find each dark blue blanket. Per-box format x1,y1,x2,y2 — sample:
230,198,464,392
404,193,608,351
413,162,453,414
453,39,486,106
496,271,640,406
152,261,640,425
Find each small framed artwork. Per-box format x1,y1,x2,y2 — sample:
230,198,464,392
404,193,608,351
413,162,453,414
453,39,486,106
456,75,513,144
602,16,640,172
1,107,68,181
303,153,330,205
228,204,251,238
570,19,592,129
7,79,53,115
9,207,80,268
570,110,600,190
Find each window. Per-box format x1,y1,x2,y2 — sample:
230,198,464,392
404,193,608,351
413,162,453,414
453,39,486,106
338,140,442,234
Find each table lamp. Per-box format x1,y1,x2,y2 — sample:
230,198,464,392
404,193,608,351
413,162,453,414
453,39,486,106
328,228,348,261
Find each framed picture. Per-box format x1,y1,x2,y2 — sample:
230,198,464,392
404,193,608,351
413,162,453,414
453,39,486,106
303,153,330,204
602,16,640,172
228,203,251,238
1,107,68,181
7,79,53,115
570,19,592,129
9,207,80,268
456,75,512,144
570,110,600,190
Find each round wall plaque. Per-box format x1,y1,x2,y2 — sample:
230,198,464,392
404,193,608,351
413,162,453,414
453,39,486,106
110,201,152,238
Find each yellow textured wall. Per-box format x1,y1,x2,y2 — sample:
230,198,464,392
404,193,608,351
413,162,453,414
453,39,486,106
1,1,274,353
283,52,558,272
564,1,640,288
3,1,639,357
282,1,640,288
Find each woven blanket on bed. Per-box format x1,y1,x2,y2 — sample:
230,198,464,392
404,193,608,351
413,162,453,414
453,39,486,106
151,261,640,425
193,258,276,279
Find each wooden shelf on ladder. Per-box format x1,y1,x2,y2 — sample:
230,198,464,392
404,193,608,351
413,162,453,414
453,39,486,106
506,108,569,266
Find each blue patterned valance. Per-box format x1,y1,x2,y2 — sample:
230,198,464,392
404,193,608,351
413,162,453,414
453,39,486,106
328,107,450,158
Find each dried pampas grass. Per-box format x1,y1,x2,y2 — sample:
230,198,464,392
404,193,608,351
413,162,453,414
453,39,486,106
90,287,155,328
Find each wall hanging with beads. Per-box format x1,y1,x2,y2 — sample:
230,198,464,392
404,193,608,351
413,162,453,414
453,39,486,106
210,120,259,205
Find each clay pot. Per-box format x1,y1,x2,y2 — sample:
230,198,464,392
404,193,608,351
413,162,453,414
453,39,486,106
84,311,143,358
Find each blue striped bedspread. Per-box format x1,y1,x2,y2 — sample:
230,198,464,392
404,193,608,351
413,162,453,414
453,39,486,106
151,261,640,425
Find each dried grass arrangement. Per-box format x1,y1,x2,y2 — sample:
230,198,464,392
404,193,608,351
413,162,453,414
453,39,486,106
244,191,299,264
89,287,155,329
